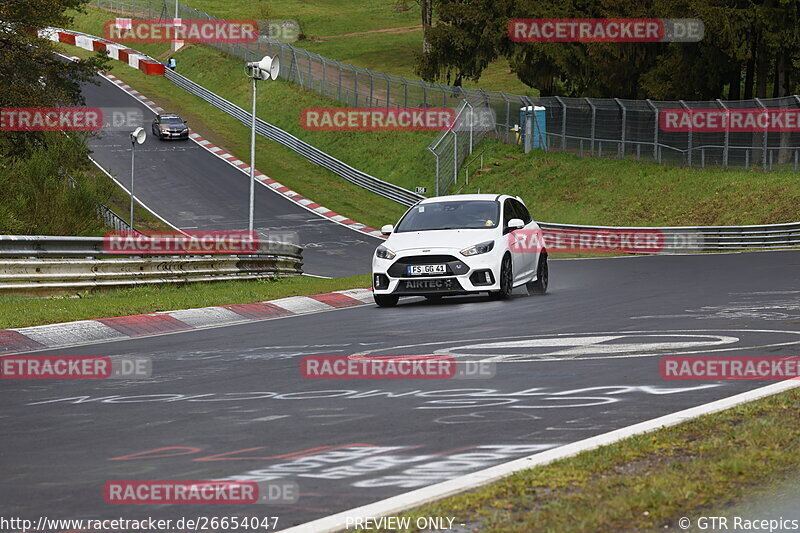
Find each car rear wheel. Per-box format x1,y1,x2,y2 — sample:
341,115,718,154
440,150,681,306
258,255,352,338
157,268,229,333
489,254,513,300
374,294,399,308
526,253,548,295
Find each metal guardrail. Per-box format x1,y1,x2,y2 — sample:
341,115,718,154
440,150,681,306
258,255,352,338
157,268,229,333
165,70,424,206
0,235,303,294
537,221,800,251
97,204,136,232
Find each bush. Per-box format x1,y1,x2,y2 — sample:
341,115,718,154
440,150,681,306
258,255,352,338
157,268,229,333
0,132,114,235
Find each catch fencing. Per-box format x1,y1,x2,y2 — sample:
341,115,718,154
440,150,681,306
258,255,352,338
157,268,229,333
428,100,496,195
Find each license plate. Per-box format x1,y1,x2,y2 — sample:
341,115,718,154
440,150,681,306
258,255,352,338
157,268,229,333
407,264,446,276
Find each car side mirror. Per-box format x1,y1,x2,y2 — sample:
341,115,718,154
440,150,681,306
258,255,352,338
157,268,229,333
380,224,394,235
504,218,524,235
183,120,188,124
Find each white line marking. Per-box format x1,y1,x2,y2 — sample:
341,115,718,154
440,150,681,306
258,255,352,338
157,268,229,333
283,379,800,533
88,156,185,234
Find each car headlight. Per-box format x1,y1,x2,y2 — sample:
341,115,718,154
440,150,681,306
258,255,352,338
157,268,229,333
460,240,495,256
375,245,396,260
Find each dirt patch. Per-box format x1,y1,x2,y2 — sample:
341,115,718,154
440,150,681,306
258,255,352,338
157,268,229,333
312,24,422,41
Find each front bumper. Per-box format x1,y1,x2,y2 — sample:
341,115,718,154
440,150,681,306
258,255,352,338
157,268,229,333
372,248,502,296
158,130,189,139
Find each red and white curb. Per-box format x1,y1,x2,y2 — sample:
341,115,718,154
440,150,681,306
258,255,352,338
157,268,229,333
0,289,373,355
52,26,387,241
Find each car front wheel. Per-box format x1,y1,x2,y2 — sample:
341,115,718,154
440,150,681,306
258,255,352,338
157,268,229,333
489,254,513,300
374,294,399,308
526,253,548,295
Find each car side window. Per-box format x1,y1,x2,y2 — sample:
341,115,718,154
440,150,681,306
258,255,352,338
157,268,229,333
502,199,516,227
512,199,532,224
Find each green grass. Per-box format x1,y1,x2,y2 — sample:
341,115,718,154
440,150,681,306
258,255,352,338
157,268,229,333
89,163,172,233
67,7,800,228
0,131,167,236
0,274,370,329
175,0,536,95
458,141,800,226
358,387,800,532
184,0,419,36
66,9,410,230
299,31,537,97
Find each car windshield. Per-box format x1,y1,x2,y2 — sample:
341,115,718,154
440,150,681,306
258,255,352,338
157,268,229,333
162,117,183,124
395,200,500,232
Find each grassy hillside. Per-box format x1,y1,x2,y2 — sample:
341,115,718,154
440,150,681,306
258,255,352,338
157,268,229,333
459,142,800,226
65,6,800,228
180,0,536,95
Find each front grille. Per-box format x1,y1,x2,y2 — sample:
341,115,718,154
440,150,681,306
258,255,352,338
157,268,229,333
398,255,459,264
394,278,465,294
387,255,469,278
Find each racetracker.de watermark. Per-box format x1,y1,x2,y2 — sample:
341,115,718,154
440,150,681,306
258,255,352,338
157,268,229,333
301,355,495,380
104,481,298,504
509,18,704,42
507,228,704,254
103,231,260,254
105,18,258,43
300,107,457,131
660,108,800,132
259,19,300,43
661,356,800,380
1,107,144,132
1,356,151,379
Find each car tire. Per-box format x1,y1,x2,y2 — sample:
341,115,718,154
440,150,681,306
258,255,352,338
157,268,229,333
526,253,548,295
489,254,513,300
374,294,399,308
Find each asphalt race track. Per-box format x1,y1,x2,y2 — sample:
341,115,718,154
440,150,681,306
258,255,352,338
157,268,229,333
3,251,799,530
80,72,379,277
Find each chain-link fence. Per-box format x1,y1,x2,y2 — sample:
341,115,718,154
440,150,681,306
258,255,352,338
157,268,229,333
534,96,800,171
95,0,800,199
428,100,498,195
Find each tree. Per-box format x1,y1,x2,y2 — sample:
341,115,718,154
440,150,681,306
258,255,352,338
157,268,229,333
415,0,512,85
415,0,800,101
0,0,109,156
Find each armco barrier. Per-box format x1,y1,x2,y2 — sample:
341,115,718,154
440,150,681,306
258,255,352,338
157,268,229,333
537,221,800,251
164,69,423,206
0,235,303,295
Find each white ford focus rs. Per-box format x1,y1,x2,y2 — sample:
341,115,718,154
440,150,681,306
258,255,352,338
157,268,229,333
371,194,548,307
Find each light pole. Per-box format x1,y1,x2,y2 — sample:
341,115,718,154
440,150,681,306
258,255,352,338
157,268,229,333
129,127,146,230
172,0,182,52
244,55,280,233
